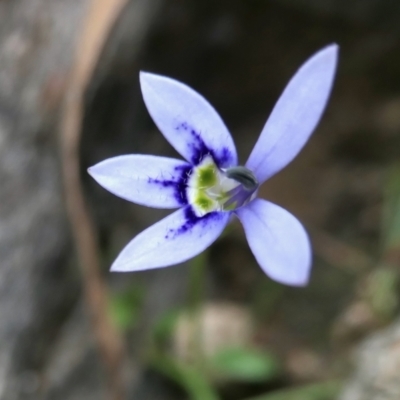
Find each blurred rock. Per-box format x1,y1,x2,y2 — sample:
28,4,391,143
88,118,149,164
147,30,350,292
285,348,326,382
0,0,162,398
0,0,87,398
332,266,399,346
173,302,253,362
42,304,104,400
340,319,400,400
332,300,381,345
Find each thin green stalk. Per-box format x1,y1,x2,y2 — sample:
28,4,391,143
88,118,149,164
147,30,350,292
187,251,208,371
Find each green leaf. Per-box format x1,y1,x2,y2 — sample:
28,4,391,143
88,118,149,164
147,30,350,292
366,267,399,319
209,346,280,382
152,308,181,345
151,354,220,400
382,163,400,253
244,381,341,400
108,284,143,330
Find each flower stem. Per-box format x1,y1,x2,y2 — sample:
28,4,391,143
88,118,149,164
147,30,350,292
187,251,208,370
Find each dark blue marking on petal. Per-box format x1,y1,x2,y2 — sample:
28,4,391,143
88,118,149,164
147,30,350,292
164,206,221,239
147,164,192,206
174,164,192,204
218,146,231,166
175,122,232,167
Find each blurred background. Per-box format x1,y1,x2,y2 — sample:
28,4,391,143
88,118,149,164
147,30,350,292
1,0,400,399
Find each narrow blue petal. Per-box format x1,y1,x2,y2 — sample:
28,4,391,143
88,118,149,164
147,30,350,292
140,72,237,168
88,155,191,208
236,199,312,286
111,207,230,272
246,44,338,183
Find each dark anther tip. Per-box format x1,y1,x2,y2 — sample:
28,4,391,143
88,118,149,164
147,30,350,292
224,166,258,191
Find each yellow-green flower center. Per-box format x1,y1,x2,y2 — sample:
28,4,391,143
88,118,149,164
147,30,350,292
187,156,258,217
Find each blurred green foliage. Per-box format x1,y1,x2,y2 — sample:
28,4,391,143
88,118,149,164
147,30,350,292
152,354,220,400
152,308,182,345
108,283,144,330
245,381,341,400
209,346,280,382
382,163,400,253
363,162,400,321
253,278,285,321
364,267,398,319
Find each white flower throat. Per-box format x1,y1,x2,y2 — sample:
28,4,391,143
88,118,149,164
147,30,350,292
186,156,259,217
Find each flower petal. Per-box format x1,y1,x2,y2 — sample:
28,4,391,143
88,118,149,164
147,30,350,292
246,44,338,183
236,199,312,286
111,207,230,272
140,71,237,168
88,155,191,208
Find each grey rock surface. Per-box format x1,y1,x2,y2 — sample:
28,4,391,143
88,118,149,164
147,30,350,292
0,0,162,398
0,0,87,398
340,319,400,400
42,303,105,400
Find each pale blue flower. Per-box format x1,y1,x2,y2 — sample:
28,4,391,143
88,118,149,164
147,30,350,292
89,45,338,286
